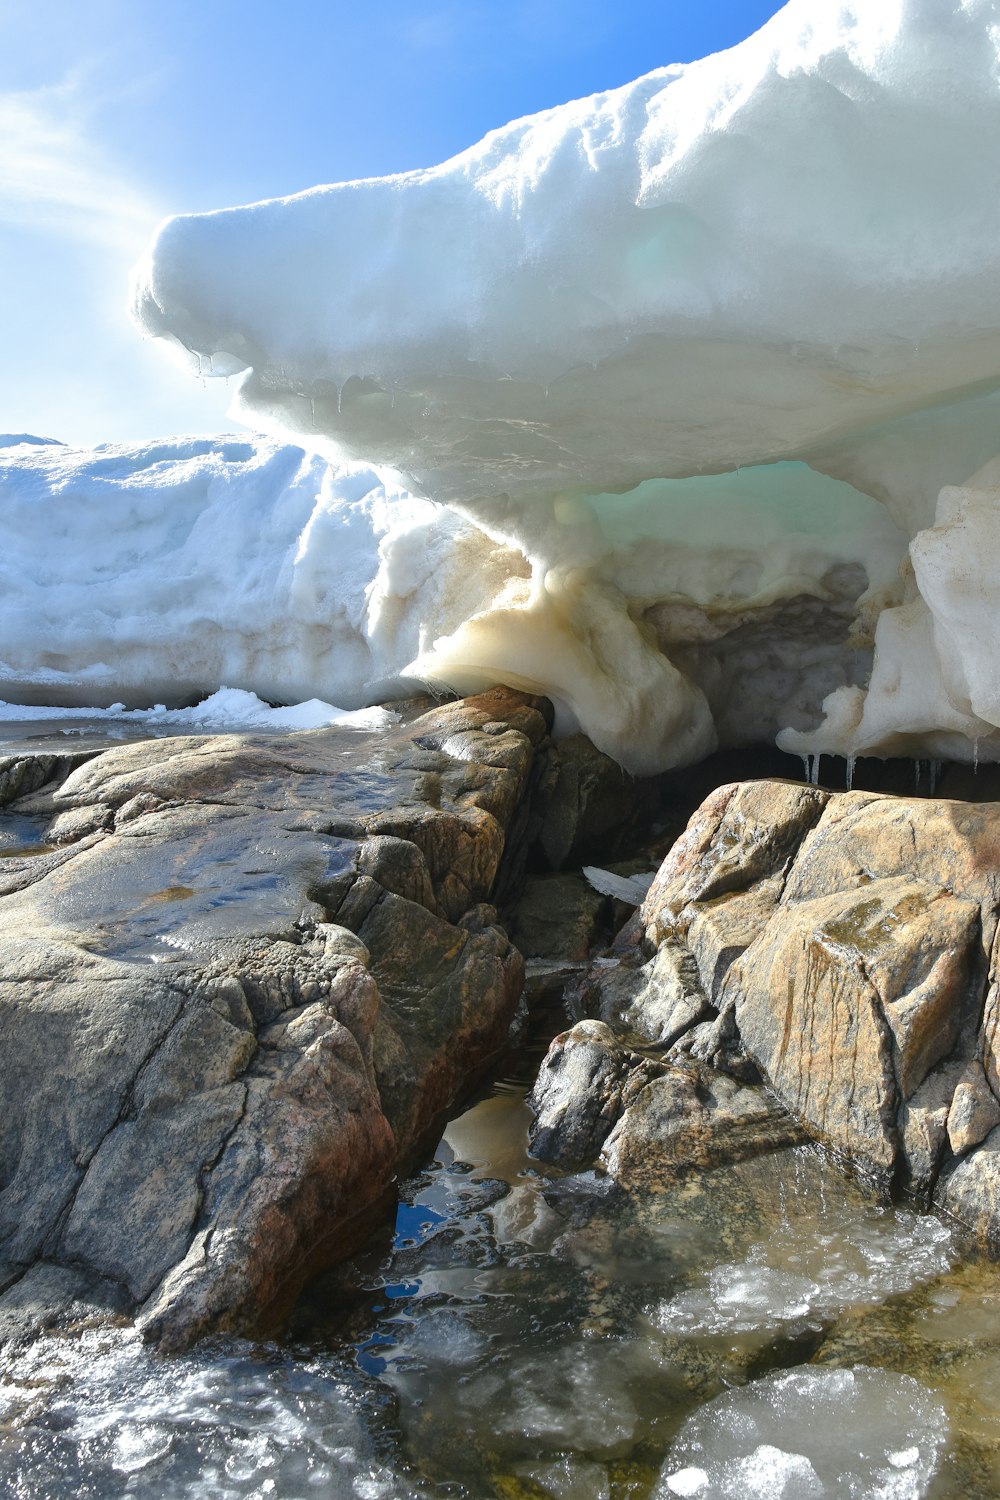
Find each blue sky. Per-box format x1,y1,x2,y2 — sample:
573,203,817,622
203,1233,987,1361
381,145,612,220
1,0,783,448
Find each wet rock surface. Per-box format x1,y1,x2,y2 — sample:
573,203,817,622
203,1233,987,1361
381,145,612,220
0,688,548,1351
529,779,1000,1249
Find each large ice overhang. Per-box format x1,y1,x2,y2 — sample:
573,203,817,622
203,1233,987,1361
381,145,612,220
128,0,1000,772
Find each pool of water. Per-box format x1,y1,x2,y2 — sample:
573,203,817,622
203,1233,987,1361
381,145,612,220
4,1068,1000,1499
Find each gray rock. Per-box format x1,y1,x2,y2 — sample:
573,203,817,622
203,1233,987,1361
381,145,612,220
508,872,607,963
0,750,96,809
0,687,547,1350
536,732,658,870
527,1020,662,1166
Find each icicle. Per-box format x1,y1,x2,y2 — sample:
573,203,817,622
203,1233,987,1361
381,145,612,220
207,353,215,375
799,752,826,785
974,738,980,774
337,384,342,414
914,759,922,792
929,760,941,796
309,397,316,429
845,753,856,792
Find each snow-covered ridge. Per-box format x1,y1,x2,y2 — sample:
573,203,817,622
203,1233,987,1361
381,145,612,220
11,0,1000,771
122,0,1000,770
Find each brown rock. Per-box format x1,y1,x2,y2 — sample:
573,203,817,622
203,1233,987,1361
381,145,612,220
640,780,829,948
947,1061,1000,1157
782,792,1000,957
602,1061,805,1189
728,876,981,1182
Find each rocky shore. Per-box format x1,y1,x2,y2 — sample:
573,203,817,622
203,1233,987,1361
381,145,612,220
531,779,1000,1247
4,694,1000,1357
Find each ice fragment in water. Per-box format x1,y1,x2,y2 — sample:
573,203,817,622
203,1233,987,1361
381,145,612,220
652,1204,953,1336
665,1469,709,1497
658,1366,946,1500
395,1309,486,1367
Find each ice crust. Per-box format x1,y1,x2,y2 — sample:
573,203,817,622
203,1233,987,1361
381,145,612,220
0,0,986,769
652,1201,954,1336
0,1325,419,1499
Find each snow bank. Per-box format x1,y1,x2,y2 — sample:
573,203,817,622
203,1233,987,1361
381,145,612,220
0,435,910,771
123,0,1000,769
0,434,520,722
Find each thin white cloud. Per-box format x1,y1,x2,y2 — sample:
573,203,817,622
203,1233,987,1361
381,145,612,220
0,77,158,250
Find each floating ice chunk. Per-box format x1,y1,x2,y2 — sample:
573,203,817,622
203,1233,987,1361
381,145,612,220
665,1468,709,1497
652,1204,954,1337
427,1345,641,1457
658,1366,947,1499
395,1309,486,1368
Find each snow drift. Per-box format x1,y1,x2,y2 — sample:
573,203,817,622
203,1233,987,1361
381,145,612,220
27,0,1000,768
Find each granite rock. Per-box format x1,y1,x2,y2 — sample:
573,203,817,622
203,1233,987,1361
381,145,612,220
0,688,546,1349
